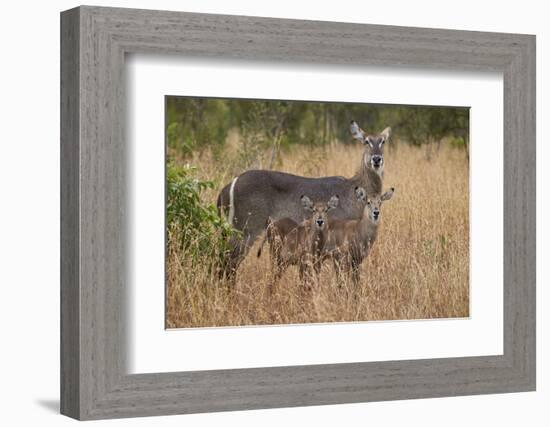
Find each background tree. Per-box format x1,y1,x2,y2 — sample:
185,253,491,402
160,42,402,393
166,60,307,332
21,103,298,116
166,97,470,163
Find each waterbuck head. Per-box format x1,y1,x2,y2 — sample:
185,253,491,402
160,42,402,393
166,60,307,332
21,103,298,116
355,187,395,224
350,120,391,175
301,195,339,231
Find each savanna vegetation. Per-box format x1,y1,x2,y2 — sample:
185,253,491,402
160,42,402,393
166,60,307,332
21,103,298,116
166,97,469,328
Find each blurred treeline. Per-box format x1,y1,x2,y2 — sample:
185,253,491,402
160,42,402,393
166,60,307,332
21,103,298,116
166,96,469,162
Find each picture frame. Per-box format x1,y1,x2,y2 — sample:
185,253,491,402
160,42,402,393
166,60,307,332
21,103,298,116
60,5,536,420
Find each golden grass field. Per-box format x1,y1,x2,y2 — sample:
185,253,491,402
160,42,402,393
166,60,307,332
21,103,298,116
166,137,469,328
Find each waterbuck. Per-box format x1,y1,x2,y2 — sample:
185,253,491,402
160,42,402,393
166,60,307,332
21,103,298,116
217,120,391,279
325,187,395,286
257,195,339,290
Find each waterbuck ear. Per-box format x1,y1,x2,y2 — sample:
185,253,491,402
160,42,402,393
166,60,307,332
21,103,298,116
350,120,366,143
355,186,367,201
301,195,314,211
381,187,395,201
380,126,392,141
327,195,339,210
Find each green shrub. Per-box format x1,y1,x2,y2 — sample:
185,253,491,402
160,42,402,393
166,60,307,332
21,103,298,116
449,136,466,148
166,163,237,265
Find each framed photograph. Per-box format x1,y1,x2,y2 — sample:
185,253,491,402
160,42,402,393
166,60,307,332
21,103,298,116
164,96,470,329
61,6,536,420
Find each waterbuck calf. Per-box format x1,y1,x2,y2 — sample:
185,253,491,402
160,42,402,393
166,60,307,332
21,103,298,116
325,187,395,286
257,195,339,290
217,120,391,279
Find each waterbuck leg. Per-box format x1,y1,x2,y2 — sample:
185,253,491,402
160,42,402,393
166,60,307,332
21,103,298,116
269,244,282,293
332,258,341,288
269,254,284,295
220,230,261,284
299,262,309,290
351,258,361,288
311,257,322,288
350,258,362,302
351,263,361,287
218,236,245,283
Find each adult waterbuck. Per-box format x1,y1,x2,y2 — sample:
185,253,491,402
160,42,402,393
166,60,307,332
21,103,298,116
217,120,391,279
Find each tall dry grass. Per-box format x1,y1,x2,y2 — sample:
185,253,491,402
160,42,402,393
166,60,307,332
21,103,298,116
166,140,469,328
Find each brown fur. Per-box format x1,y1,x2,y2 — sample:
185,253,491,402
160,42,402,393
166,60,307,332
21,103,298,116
324,188,394,286
257,196,339,291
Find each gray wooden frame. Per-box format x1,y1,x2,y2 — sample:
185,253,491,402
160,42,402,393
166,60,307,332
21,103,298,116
60,5,536,420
